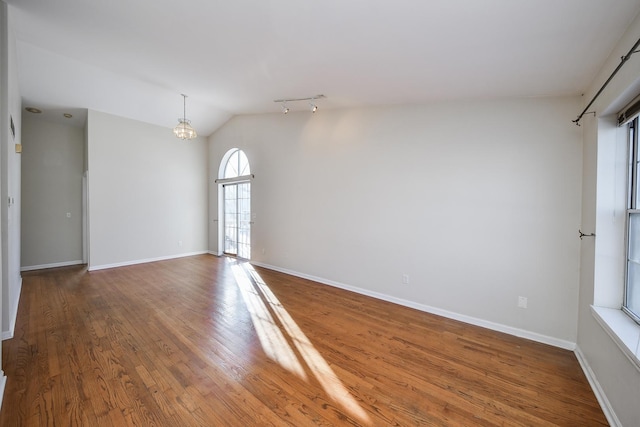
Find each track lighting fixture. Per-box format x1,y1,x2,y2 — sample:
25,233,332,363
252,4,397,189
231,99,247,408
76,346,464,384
274,95,325,114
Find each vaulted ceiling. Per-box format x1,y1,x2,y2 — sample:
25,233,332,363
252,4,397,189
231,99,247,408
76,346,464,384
7,0,640,135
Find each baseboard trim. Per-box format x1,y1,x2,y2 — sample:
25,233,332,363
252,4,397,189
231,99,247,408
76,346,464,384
88,251,209,271
574,345,621,427
1,277,22,341
251,261,576,351
21,260,84,272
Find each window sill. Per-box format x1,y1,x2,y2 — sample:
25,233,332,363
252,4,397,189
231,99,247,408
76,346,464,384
591,306,640,371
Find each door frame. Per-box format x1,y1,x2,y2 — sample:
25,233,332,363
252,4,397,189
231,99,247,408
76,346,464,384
217,176,252,258
221,181,251,258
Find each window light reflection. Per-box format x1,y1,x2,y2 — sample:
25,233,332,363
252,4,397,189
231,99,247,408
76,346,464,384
231,263,307,380
233,261,371,424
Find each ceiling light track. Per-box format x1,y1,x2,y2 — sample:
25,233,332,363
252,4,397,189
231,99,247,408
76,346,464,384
274,95,325,114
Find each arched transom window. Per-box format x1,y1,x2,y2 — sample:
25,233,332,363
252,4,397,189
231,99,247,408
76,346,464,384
224,149,251,179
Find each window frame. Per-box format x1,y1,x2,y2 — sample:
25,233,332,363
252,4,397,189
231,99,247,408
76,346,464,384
624,116,640,324
217,148,252,259
223,148,251,179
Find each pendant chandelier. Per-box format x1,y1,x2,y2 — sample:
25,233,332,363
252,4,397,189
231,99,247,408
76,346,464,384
173,94,197,140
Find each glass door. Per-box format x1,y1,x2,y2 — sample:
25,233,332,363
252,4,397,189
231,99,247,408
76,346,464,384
224,182,251,259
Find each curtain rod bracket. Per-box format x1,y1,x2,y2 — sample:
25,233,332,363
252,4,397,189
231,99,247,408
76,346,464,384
579,229,596,240
572,111,596,126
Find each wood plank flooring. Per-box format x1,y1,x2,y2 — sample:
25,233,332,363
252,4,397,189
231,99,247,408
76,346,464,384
0,255,607,426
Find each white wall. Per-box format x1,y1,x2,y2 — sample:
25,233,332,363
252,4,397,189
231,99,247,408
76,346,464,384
87,110,208,269
3,1,21,340
577,13,640,427
21,116,83,270
209,96,583,346
0,0,22,395
0,1,21,347
0,0,7,384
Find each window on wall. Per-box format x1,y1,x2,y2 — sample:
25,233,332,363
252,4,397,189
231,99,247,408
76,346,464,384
625,116,640,323
224,149,251,179
220,149,251,259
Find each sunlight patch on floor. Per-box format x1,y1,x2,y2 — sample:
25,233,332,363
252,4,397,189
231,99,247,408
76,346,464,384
236,262,371,424
231,263,307,380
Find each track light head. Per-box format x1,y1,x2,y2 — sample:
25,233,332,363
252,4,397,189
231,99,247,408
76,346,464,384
310,103,318,113
282,103,289,114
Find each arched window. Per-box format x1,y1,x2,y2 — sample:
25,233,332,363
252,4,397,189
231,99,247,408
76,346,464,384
223,149,250,179
219,149,251,259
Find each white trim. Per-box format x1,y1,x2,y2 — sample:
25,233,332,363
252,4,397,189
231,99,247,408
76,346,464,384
2,277,22,340
0,372,6,411
591,305,640,371
21,260,84,272
251,261,576,351
88,251,208,271
208,251,222,256
82,172,88,264
574,345,622,427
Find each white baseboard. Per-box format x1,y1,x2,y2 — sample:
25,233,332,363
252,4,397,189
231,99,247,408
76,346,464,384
88,251,209,271
1,277,22,341
574,345,621,427
251,261,577,351
21,260,84,272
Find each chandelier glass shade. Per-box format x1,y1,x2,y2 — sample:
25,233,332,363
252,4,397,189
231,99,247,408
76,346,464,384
174,94,197,140
174,118,197,139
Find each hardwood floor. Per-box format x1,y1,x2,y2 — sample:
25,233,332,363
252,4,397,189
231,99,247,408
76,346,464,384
1,255,607,426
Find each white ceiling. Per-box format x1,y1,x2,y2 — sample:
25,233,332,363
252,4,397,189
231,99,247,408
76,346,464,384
7,0,640,136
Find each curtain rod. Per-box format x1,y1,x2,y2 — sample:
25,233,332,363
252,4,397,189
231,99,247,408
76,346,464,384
573,36,640,126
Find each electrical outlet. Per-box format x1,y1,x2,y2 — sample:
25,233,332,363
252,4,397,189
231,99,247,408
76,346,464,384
518,296,528,309
402,274,409,285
